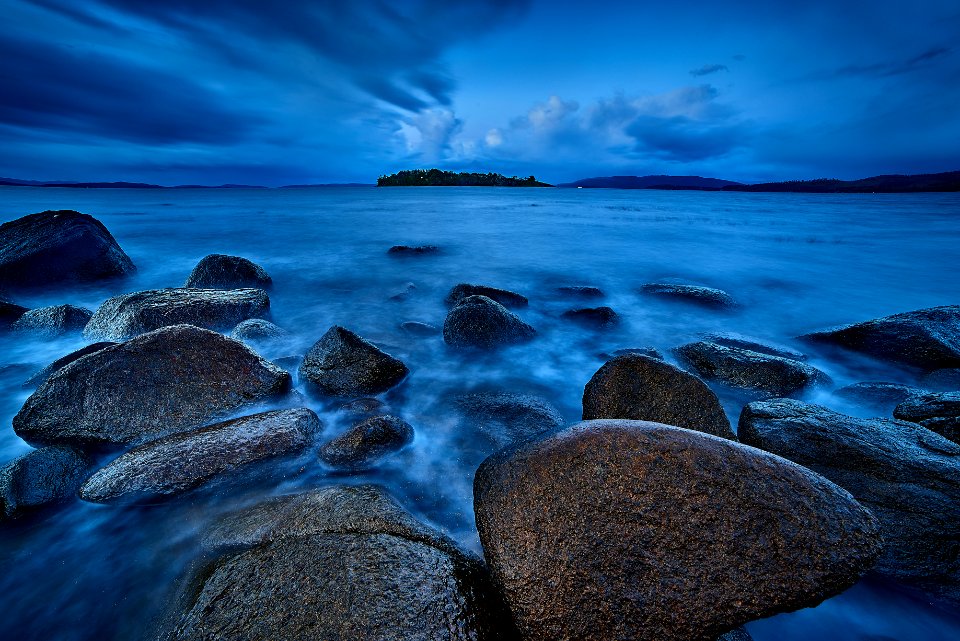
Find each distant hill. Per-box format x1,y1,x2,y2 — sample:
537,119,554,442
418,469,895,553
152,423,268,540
722,171,960,193
559,175,742,189
378,169,551,187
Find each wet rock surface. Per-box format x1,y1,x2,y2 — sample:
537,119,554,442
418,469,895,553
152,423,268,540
560,306,619,328
299,325,409,397
455,391,565,449
739,398,960,604
446,283,528,308
894,392,960,443
11,304,92,337
183,254,272,289
229,318,288,342
582,353,734,439
638,282,737,308
0,445,89,519
79,408,320,503
474,419,881,641
834,381,928,413
319,414,413,469
443,295,536,349
22,341,118,388
702,332,807,361
400,320,440,336
14,325,291,448
84,288,270,341
675,340,832,397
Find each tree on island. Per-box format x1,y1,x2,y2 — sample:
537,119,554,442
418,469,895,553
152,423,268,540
377,169,551,187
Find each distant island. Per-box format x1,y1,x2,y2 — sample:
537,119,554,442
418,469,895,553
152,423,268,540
377,169,551,187
559,175,742,190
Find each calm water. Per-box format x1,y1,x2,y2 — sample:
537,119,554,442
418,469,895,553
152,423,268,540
1,185,958,640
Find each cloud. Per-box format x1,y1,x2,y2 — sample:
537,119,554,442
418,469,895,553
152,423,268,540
690,64,729,77
397,109,463,161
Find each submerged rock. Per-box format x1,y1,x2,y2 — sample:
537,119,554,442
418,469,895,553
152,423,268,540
675,341,832,397
11,304,92,337
0,445,89,519
561,306,619,328
582,353,734,439
638,282,737,308
229,318,288,342
0,299,28,329
337,397,386,419
400,320,440,336
446,283,528,308
388,281,417,302
598,347,664,361
799,305,960,370
556,285,604,298
443,295,536,349
84,287,270,341
702,332,807,361
22,341,117,388
0,210,135,290
388,245,440,255
474,419,881,641
14,325,291,448
184,254,272,289
455,391,565,449
299,325,408,397
894,392,960,444
739,398,960,604
319,415,413,469
79,408,320,503
834,381,928,413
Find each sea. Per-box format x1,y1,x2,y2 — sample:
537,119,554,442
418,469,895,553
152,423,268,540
1,185,958,640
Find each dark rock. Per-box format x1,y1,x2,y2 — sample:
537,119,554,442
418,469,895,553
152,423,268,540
0,445,89,519
11,304,92,337
229,318,288,342
14,325,291,448
582,354,734,439
338,397,386,419
638,282,737,308
675,341,832,398
446,283,528,308
718,629,753,641
455,392,565,449
557,285,604,298
400,320,440,336
834,382,928,413
299,325,408,397
319,415,413,469
561,306,619,328
22,341,118,388
922,368,960,392
599,347,664,361
443,295,536,349
799,305,960,370
84,288,270,340
79,408,320,503
388,281,417,301
183,254,271,289
0,210,135,290
894,392,960,443
474,419,881,641
702,332,807,361
0,299,28,329
388,245,440,255
739,398,960,604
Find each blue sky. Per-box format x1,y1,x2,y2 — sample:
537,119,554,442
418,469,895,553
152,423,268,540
2,0,959,185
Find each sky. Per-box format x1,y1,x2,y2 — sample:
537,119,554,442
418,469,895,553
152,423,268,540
2,0,959,185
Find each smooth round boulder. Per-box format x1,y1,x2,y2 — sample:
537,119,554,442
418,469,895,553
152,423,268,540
443,295,536,349
474,420,881,641
11,304,92,337
184,254,271,289
0,210,135,290
319,415,413,469
561,306,619,328
229,318,288,342
22,341,117,388
13,325,291,448
0,445,89,519
446,283,528,308
582,353,734,439
638,282,736,308
299,325,408,397
894,392,960,443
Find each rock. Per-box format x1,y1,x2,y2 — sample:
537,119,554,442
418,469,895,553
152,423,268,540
474,419,881,641
598,347,664,361
0,445,89,519
702,332,807,361
0,210,135,290
718,629,753,641
319,415,413,469
0,299,28,329
388,281,417,301
455,392,565,449
894,392,960,443
582,354,734,439
14,325,291,448
79,408,320,503
560,306,619,328
84,287,270,340
299,325,408,397
443,295,536,349
338,397,386,419
229,318,288,342
10,304,92,337
22,341,118,388
446,283,528,308
922,368,960,391
799,305,960,370
183,254,271,289
388,245,440,255
400,320,440,336
638,282,737,308
834,382,928,413
675,341,832,398
557,285,604,298
738,398,960,604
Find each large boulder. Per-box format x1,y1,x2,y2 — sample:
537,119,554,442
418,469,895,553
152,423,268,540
0,299,28,329
22,341,117,388
799,305,960,370
13,325,291,448
739,398,960,604
0,445,89,519
319,415,413,469
10,304,92,337
443,295,536,349
446,283,528,308
894,392,960,444
638,282,736,308
675,341,832,398
184,254,272,289
79,408,320,503
833,381,928,413
582,353,734,439
0,210,135,290
299,326,409,397
455,391,565,450
84,288,270,340
474,420,881,641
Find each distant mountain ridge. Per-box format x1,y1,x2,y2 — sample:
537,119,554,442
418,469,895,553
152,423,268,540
559,175,742,189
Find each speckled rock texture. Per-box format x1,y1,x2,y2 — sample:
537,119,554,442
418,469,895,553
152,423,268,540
79,408,320,503
561,306,619,328
299,325,408,397
0,210,135,290
13,325,291,448
445,283,528,308
229,318,288,342
22,341,117,388
319,415,413,469
638,282,736,308
10,304,92,337
894,392,960,443
582,353,734,439
834,381,928,413
675,341,832,398
799,305,960,370
455,391,565,449
443,295,536,349
474,419,881,641
184,254,272,289
739,398,960,604
0,445,89,519
701,332,807,361
84,287,270,341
